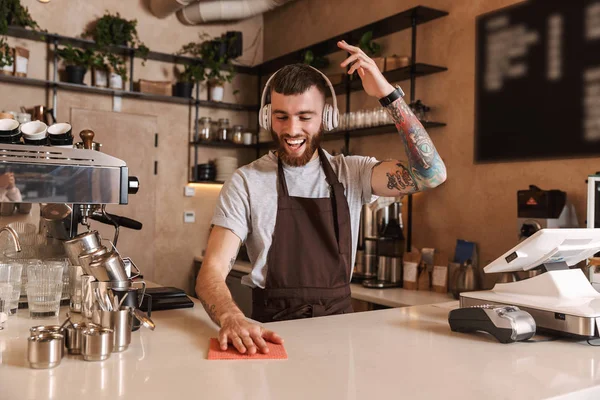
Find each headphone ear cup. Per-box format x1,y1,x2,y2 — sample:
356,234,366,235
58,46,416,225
331,107,339,130
260,104,271,131
322,104,333,131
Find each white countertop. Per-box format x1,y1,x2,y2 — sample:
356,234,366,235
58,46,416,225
2,297,600,399
224,259,454,308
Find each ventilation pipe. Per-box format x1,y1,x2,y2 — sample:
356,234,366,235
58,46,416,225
150,0,294,22
149,0,197,19
184,0,294,24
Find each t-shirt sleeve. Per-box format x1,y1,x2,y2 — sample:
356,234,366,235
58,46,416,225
211,170,251,242
346,155,380,205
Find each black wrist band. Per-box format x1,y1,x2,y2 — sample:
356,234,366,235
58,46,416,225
378,86,405,107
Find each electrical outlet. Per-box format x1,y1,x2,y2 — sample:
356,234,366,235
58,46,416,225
112,95,122,112
184,211,195,223
184,186,195,197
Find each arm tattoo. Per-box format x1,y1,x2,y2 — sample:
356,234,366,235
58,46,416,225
386,163,418,191
384,97,446,189
200,297,220,326
229,257,236,270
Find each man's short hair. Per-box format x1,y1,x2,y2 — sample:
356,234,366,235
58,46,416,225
269,64,328,100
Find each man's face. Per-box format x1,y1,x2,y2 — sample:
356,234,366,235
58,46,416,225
270,85,324,167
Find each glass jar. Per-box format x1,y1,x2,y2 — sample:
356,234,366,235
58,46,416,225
347,112,356,130
232,125,244,144
198,117,212,142
356,110,365,129
217,118,229,142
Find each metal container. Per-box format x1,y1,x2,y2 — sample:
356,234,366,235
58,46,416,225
88,252,128,282
64,231,102,266
452,260,481,299
78,246,109,275
29,325,65,358
65,322,97,355
28,332,63,369
92,309,114,328
377,256,391,281
360,204,377,241
40,204,72,240
69,265,84,313
82,327,113,361
81,274,97,319
388,257,403,284
112,308,133,352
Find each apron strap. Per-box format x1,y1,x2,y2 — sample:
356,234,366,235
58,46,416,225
276,155,290,198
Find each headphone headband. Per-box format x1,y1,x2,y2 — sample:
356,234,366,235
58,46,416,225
259,65,338,126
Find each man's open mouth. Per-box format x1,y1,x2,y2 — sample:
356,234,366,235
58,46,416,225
284,138,306,152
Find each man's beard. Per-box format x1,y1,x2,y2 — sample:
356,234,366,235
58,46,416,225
271,128,323,167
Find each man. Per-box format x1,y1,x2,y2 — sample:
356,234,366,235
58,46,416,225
196,40,447,355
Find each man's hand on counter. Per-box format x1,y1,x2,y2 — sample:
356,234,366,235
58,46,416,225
219,312,284,355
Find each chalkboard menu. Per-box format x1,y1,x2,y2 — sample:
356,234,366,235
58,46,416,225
475,0,600,162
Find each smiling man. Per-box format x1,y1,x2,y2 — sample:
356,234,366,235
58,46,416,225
196,40,447,355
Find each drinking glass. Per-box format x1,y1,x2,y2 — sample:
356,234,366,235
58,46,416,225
26,262,63,318
0,262,23,315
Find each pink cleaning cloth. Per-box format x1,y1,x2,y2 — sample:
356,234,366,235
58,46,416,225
207,338,288,360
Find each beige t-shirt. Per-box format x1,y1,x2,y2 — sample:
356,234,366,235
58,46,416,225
211,150,378,288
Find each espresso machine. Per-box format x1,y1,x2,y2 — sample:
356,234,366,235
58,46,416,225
358,199,405,289
517,185,578,240
0,132,152,329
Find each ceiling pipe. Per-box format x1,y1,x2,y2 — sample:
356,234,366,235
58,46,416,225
149,0,198,19
177,0,295,24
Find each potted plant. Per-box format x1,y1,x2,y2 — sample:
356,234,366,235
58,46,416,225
177,32,240,102
56,45,92,85
106,53,127,90
90,51,109,87
84,11,149,87
174,62,203,98
0,0,41,74
301,49,329,69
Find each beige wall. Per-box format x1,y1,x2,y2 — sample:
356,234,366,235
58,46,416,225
0,1,262,294
264,0,600,286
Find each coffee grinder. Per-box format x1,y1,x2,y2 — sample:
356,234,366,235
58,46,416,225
362,200,405,289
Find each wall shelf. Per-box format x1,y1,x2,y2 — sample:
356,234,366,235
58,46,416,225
5,26,256,75
330,64,448,95
257,6,448,74
0,74,257,110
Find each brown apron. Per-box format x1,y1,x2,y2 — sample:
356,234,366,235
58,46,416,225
252,147,354,322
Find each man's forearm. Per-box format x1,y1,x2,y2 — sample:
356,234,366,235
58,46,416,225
196,264,244,327
385,97,447,189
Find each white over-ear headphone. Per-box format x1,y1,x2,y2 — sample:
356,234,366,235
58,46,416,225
258,65,339,132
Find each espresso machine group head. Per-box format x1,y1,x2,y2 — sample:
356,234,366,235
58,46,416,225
0,138,139,240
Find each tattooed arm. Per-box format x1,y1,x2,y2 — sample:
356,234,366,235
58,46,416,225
338,40,447,196
371,97,447,196
196,226,283,354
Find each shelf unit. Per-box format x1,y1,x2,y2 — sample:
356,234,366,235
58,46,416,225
4,5,448,250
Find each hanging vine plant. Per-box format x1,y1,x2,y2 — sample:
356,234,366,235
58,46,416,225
0,0,41,70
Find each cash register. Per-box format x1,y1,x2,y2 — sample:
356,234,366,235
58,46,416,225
460,229,600,338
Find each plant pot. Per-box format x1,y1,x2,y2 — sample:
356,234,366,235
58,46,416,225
209,82,224,102
173,81,193,98
109,72,123,90
65,65,87,85
93,68,108,88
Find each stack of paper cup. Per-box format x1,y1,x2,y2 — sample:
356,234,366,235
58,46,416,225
215,157,238,182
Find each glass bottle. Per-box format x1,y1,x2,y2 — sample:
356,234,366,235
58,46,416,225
217,118,230,141
198,117,212,142
232,125,244,144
